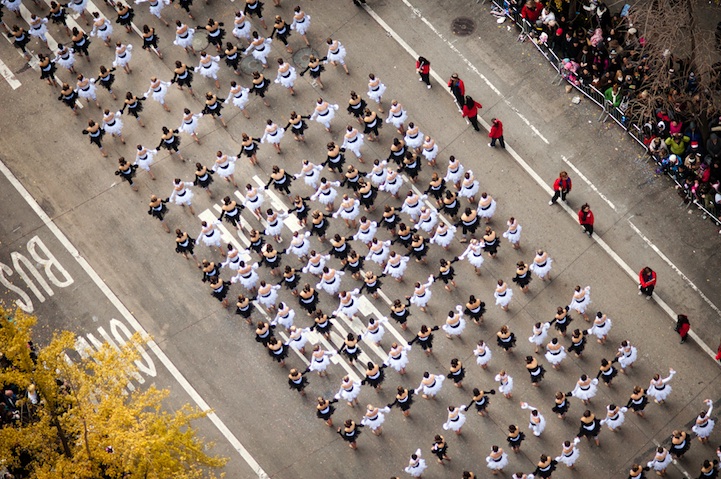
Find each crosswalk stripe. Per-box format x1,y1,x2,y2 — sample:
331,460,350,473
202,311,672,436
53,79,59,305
0,57,22,89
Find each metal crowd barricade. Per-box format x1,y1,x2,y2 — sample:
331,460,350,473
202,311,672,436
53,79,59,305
488,0,721,226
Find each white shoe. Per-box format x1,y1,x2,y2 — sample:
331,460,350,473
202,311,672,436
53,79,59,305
427,84,431,89
548,200,554,206
418,77,423,82
488,143,493,147
638,291,642,295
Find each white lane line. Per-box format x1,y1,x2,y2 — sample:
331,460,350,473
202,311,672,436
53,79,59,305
0,57,21,89
366,1,550,144
361,4,720,364
561,155,617,212
357,295,407,345
0,160,271,479
627,218,721,321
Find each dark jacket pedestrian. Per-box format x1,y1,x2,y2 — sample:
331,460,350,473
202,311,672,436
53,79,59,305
578,203,594,236
416,56,431,88
675,315,690,344
549,171,572,205
638,267,656,299
448,73,465,106
489,118,505,148
461,95,482,131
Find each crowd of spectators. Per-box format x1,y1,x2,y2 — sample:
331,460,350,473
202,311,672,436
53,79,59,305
502,0,721,221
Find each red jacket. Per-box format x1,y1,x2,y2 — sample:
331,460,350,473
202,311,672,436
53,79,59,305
639,269,657,288
578,208,594,226
521,2,543,23
489,120,503,139
448,78,465,96
553,177,572,192
462,101,482,118
416,59,430,75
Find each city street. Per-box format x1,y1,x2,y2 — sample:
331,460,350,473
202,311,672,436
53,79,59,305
1,0,720,477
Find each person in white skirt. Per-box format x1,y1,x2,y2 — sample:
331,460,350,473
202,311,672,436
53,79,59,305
325,37,349,75
274,58,297,96
408,275,435,313
366,159,388,186
264,208,287,243
112,42,132,74
570,374,598,405
502,217,522,250
361,316,388,346
169,178,195,215
616,340,638,372
303,251,329,277
545,338,566,370
242,183,265,220
310,98,339,132
134,145,158,180
270,302,294,331
90,12,113,47
646,369,676,404
521,402,546,436
458,170,480,203
600,403,627,431
256,281,280,312
555,438,581,469
225,81,251,119
589,311,612,344
286,231,311,261
102,109,125,144
404,122,424,152
244,31,273,68
366,237,391,266
195,52,221,89
342,125,365,162
67,0,90,26
415,371,445,399
421,135,438,167
380,168,404,198
261,120,285,154
430,222,456,250
367,73,386,112
530,249,553,281
385,342,411,374
290,6,311,46
134,0,170,26
478,192,497,223
178,109,203,144
442,404,468,435
442,305,466,339
145,77,172,112
444,155,465,190
76,74,100,109
296,159,323,189
196,220,226,256
335,375,362,407
474,339,492,369
413,207,437,235
569,285,591,321
287,325,311,354
457,238,484,274
220,245,242,272
211,150,238,186
232,261,259,292
361,404,391,436
311,177,341,212
55,44,77,74
404,449,427,478
691,399,714,443
495,370,513,399
334,289,361,320
647,446,673,476
308,345,335,377
28,14,50,47
353,217,377,245
486,445,508,474
527,321,551,353
316,267,344,296
386,100,408,134
494,280,513,312
173,21,196,55
232,10,252,44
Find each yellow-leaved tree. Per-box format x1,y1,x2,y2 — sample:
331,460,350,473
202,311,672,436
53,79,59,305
0,306,227,479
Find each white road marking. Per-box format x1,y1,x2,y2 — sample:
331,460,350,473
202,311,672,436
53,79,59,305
0,160,271,479
561,155,617,212
365,1,550,144
252,175,303,232
0,58,21,89
361,2,720,364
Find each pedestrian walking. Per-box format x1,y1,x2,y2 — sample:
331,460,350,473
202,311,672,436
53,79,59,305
114,2,135,34
521,402,546,436
414,371,445,399
102,109,125,144
647,369,676,404
525,356,546,387
506,424,525,452
135,145,158,180
442,404,468,435
97,66,118,101
415,56,431,88
115,157,138,192
448,73,465,108
528,321,551,353
568,329,588,357
431,435,451,465
140,25,162,59
638,266,656,300
49,1,72,36
337,419,363,450
676,314,691,344
367,73,386,112
90,11,112,47
534,455,558,478
530,249,553,280
462,95,482,131
147,195,169,232
488,118,505,148
647,447,673,476
545,338,566,370
555,438,581,469
122,92,146,127
570,374,598,404
135,0,169,26
173,21,196,55
404,449,427,477
578,203,594,236
28,14,50,48
287,368,308,396
388,386,414,416
325,37,349,74
495,280,513,311
316,396,337,426
568,285,591,321
361,404,391,435
71,28,91,62
335,375,362,407
577,409,602,446
513,261,532,294
145,77,172,112
549,171,572,205
589,311,612,344
495,370,514,398
290,6,311,46
554,305,572,336
469,388,495,416
76,74,101,109
82,120,107,157
244,0,267,29
669,430,690,459
552,391,571,419
311,98,339,132
597,358,619,387
626,385,648,418
174,228,199,266
616,340,638,372
600,403,627,431
474,339,492,369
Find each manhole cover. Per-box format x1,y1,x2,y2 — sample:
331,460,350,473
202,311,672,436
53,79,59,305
191,31,209,52
292,47,319,70
451,17,476,36
240,55,267,75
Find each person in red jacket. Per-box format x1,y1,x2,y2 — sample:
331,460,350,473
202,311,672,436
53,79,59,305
675,314,690,344
488,118,505,148
549,171,572,205
462,95,482,131
521,0,543,29
638,266,656,300
416,56,431,89
448,73,465,107
578,203,594,236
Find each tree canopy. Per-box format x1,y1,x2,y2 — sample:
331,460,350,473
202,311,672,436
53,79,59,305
0,306,227,479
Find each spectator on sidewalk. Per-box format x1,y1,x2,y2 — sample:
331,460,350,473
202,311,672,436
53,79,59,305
715,337,721,361
416,56,431,89
604,83,623,108
462,96,482,132
578,203,594,236
521,0,542,31
488,118,505,148
638,266,656,300
448,73,465,107
707,134,721,164
675,315,690,344
666,133,690,157
549,171,572,205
